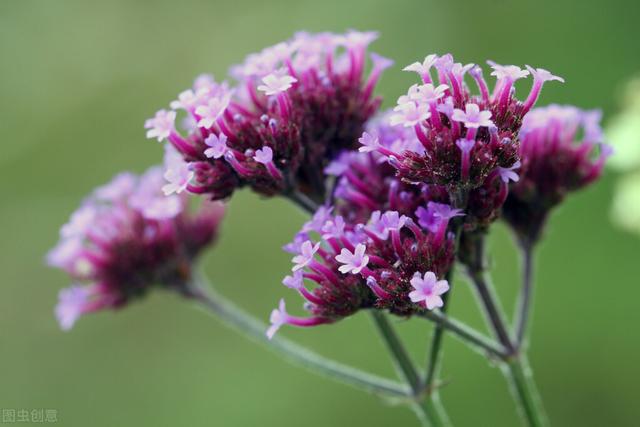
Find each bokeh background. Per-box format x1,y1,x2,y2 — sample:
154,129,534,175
2,0,640,426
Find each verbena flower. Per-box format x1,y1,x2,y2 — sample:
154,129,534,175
146,31,391,203
365,54,563,190
502,105,612,244
268,207,456,337
47,166,225,330
329,112,513,232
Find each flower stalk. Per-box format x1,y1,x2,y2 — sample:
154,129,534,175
370,311,450,427
187,272,410,398
465,234,548,427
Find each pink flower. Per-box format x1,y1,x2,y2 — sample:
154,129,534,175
257,73,297,96
452,103,493,128
408,271,449,310
390,102,431,127
162,163,194,195
204,134,228,159
292,240,320,271
55,285,90,331
195,95,230,128
266,299,289,340
358,132,380,153
253,146,274,164
144,109,176,142
335,244,369,274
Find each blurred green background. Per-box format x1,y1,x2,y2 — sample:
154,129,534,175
2,0,639,426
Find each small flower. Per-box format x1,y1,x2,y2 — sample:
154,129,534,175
358,131,381,153
170,89,199,111
335,244,369,274
266,299,288,340
253,146,274,164
195,95,230,128
162,163,194,196
55,285,90,330
282,271,304,290
257,73,298,96
452,103,493,128
408,271,449,310
390,102,431,127
403,54,438,78
204,134,228,159
411,83,448,103
145,109,176,142
489,62,530,81
380,211,408,231
525,66,564,84
292,240,320,271
456,138,476,154
497,161,521,183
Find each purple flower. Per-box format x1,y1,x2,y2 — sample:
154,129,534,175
390,102,431,127
380,211,409,231
452,103,493,129
412,83,448,103
282,271,304,290
403,54,438,81
291,240,320,271
253,146,274,165
257,73,298,96
55,285,91,331
47,167,226,330
358,132,380,153
408,271,449,310
162,163,194,196
150,31,389,202
195,95,230,129
497,161,521,183
488,62,530,81
266,299,329,339
504,104,608,243
378,53,560,190
335,244,369,274
204,134,228,159
525,66,564,84
275,208,456,334
145,109,176,142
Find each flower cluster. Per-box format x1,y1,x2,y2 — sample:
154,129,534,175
47,166,225,330
268,206,458,338
146,31,391,203
502,105,611,243
362,54,563,190
330,112,517,231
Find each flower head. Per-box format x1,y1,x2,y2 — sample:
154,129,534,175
503,105,609,243
47,167,225,330
272,206,456,335
376,53,561,190
150,31,389,202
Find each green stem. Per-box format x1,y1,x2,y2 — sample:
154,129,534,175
187,274,409,398
370,311,449,427
514,242,535,348
423,190,466,393
418,310,508,360
465,235,548,427
503,355,549,427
